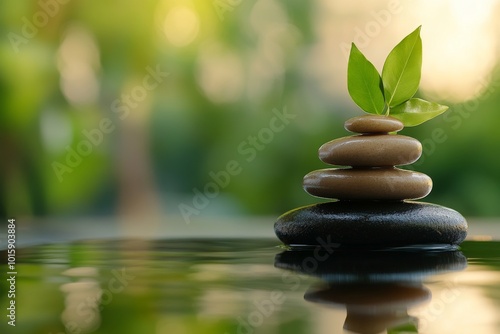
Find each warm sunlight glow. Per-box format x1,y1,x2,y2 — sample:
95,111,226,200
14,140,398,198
163,6,199,47
196,42,244,104
57,25,100,106
416,0,499,102
413,282,499,334
308,0,500,106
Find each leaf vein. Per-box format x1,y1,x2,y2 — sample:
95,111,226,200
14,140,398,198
388,34,419,106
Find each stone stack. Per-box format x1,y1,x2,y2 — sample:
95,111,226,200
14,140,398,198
274,115,467,247
303,115,431,201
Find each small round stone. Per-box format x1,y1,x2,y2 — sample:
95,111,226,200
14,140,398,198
274,201,468,246
345,115,403,134
319,134,422,167
303,168,432,200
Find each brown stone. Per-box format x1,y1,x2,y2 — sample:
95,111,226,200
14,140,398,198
345,115,403,134
303,168,432,200
319,135,422,167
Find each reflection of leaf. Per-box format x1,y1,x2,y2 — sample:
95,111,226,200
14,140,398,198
387,321,419,334
390,98,449,126
347,43,385,114
382,26,422,107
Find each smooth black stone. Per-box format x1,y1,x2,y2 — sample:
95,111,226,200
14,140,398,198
274,201,468,246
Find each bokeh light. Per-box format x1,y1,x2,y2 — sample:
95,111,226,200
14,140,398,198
2,0,500,218
163,5,200,47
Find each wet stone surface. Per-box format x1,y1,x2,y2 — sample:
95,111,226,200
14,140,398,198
319,134,422,167
344,115,404,134
303,168,432,200
274,201,468,246
277,114,468,247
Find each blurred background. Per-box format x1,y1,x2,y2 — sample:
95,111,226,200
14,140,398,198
2,0,500,221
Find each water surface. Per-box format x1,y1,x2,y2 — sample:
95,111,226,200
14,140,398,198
1,239,499,334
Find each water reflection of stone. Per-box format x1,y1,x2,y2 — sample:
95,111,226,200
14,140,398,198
275,249,467,334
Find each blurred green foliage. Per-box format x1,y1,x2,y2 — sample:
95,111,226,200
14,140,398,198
1,0,500,218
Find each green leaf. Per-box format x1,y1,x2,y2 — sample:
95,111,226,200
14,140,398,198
382,26,422,107
390,98,448,126
347,43,385,114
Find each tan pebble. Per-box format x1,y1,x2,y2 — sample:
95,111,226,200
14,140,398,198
345,115,403,134
303,168,432,200
319,134,422,167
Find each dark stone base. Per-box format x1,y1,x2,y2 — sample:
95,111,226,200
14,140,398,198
274,249,467,282
274,201,468,247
